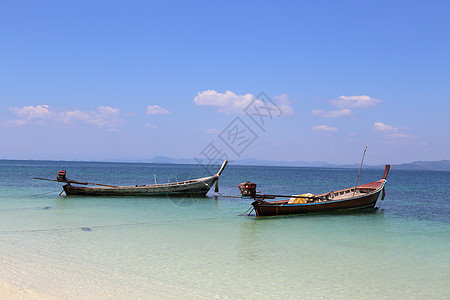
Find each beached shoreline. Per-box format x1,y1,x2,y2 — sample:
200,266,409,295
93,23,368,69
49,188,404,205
0,279,55,300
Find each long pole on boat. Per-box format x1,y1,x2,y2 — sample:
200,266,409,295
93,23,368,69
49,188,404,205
353,145,368,197
33,177,120,188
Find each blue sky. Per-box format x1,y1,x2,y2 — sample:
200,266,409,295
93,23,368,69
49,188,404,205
1,0,449,165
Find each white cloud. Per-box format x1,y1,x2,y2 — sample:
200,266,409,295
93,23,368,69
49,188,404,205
385,133,409,138
60,106,124,127
312,125,338,132
311,95,379,119
5,105,125,128
373,122,410,139
145,123,159,129
10,104,51,119
98,106,121,115
194,90,294,115
206,128,218,134
146,105,170,115
331,95,382,108
273,94,295,115
312,108,352,118
194,90,253,114
373,122,400,132
1,119,29,127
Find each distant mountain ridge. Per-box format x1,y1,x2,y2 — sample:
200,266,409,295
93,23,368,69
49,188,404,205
3,157,447,171
392,160,450,171
137,156,450,171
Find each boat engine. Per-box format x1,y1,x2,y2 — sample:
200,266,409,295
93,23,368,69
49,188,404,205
57,170,67,181
238,181,257,197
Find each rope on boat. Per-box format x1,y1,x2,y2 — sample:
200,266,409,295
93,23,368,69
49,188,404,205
30,190,62,197
238,206,254,216
214,194,243,199
0,217,222,234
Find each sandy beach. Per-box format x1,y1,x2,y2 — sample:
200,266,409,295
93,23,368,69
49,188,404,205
0,279,54,300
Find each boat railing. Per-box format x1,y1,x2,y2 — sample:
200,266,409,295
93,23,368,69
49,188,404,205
329,187,374,200
132,177,209,188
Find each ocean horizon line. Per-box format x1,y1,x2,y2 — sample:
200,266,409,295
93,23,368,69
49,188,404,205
1,157,449,171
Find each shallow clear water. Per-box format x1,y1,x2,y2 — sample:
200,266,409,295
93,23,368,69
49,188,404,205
0,160,449,299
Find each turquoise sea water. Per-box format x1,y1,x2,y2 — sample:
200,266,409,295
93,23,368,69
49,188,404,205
0,160,449,299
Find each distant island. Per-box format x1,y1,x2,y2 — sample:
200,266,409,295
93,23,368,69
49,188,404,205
388,160,450,171
129,156,450,171
2,157,449,171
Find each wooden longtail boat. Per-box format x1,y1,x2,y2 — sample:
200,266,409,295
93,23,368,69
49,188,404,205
250,165,390,216
35,161,228,196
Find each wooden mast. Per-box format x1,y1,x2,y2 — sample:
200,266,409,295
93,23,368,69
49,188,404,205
353,145,368,197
